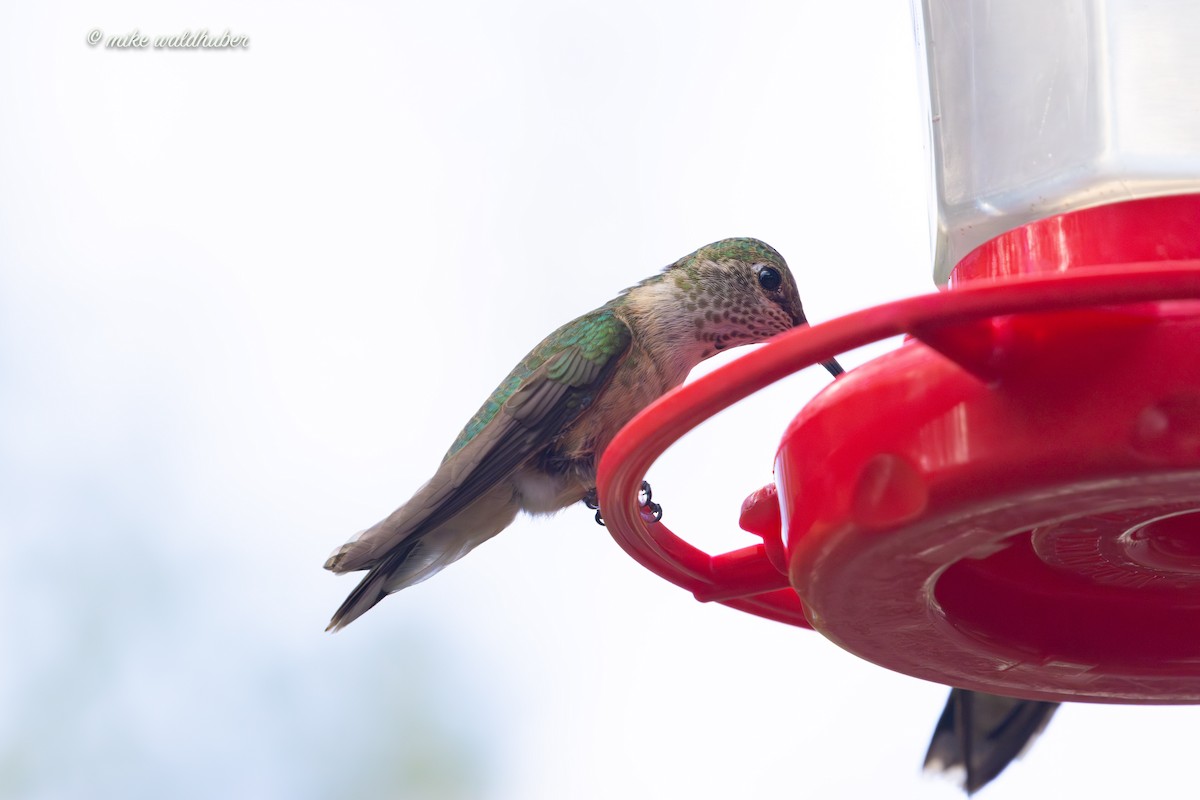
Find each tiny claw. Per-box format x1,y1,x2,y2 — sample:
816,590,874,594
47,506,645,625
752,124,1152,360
585,484,657,525
583,489,599,510
637,481,663,522
583,489,604,524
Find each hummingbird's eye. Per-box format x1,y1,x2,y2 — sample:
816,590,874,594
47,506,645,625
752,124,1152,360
757,266,782,292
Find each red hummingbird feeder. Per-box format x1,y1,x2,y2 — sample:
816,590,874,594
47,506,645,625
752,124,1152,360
597,1,1200,704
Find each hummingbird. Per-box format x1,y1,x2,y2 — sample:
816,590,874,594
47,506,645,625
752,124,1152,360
324,237,843,630
925,690,1059,794
323,237,1054,793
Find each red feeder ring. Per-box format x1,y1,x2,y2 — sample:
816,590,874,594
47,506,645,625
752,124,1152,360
597,195,1200,703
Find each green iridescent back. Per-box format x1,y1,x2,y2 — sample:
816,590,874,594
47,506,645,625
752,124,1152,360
443,308,631,461
441,237,788,462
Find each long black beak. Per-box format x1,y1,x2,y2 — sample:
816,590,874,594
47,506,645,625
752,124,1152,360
794,312,843,378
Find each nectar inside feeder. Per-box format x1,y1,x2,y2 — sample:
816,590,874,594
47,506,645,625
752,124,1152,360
597,0,1200,704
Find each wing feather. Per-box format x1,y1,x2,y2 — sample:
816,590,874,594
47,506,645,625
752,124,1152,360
326,311,632,573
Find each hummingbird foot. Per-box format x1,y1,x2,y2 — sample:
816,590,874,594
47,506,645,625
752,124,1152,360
581,482,662,525
639,480,663,523
583,488,605,526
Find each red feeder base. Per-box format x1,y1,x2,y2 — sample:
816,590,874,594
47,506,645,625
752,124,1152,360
598,195,1200,703
782,301,1200,703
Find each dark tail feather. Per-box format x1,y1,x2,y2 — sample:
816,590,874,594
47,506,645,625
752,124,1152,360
924,689,1060,795
325,539,422,632
326,566,392,632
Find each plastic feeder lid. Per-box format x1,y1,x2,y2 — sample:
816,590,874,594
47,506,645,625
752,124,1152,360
597,198,1200,703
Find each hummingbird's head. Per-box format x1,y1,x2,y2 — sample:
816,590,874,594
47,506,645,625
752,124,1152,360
621,238,843,377
666,237,808,354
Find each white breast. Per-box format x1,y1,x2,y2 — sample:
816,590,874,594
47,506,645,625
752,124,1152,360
512,467,587,514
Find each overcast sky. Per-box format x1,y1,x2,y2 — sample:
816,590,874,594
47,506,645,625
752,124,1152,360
1,2,1195,799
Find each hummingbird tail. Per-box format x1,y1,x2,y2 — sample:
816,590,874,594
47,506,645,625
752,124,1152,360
325,537,424,632
325,485,520,629
923,689,1059,794
326,568,388,632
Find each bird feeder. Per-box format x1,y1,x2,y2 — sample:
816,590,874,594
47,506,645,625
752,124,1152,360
597,0,1200,704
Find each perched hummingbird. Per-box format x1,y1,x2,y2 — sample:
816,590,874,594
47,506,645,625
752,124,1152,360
324,237,842,630
324,236,1055,793
925,690,1059,794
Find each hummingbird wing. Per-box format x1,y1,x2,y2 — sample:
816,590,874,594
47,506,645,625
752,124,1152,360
434,309,634,519
324,310,632,626
924,689,1059,794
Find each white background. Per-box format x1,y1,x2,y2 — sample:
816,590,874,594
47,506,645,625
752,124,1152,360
0,2,1193,798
